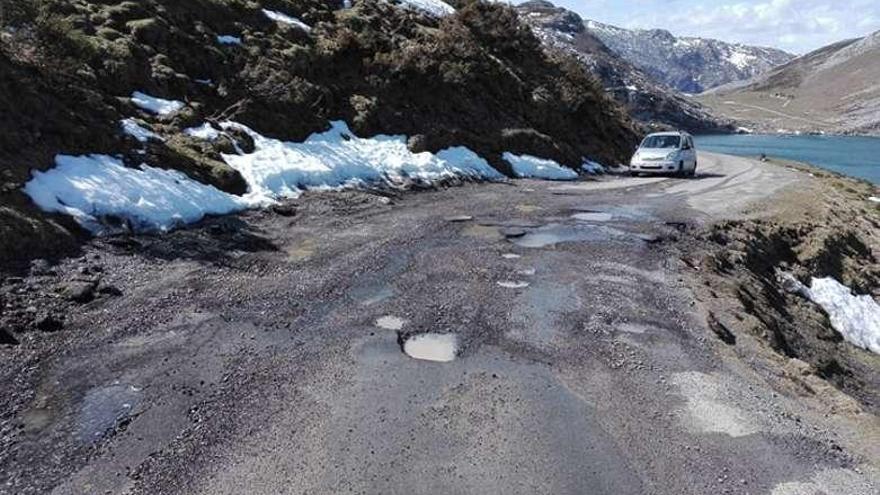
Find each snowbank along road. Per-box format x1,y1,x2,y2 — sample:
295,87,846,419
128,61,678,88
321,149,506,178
3,153,879,495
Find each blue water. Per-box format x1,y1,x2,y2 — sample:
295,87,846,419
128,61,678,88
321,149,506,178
694,134,880,184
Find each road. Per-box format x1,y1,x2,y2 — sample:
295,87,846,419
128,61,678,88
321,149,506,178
3,153,878,494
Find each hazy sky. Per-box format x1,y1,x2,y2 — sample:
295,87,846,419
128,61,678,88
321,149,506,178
531,0,880,54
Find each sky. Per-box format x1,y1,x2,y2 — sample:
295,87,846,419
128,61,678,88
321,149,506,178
534,0,880,54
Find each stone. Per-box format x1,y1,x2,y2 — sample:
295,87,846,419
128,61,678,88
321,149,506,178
59,281,97,303
35,314,64,333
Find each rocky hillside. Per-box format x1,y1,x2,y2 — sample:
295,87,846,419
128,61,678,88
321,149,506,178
699,31,880,136
515,0,731,133
0,0,639,268
585,19,794,94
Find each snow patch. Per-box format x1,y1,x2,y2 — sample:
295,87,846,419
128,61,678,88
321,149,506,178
23,155,250,234
220,121,503,203
869,196,880,203
130,92,184,116
184,123,222,141
728,50,756,70
503,153,578,180
393,0,455,17
807,277,880,354
121,119,162,143
262,9,311,31
581,160,605,175
26,121,519,234
216,35,242,45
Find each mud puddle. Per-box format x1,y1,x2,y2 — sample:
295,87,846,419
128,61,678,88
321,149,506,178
77,382,142,443
571,212,613,222
511,224,628,248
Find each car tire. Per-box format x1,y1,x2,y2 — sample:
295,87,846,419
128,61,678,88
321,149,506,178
690,162,697,177
630,171,639,177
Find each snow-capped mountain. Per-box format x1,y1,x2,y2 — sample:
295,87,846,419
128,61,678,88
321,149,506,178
585,20,795,94
516,0,731,132
699,30,880,136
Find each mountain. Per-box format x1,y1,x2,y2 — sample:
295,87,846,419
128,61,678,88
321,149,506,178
698,31,880,135
585,20,794,94
0,0,639,264
515,0,731,132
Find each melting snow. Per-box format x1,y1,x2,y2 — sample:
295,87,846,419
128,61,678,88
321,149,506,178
394,0,455,17
503,153,578,180
120,119,162,143
807,277,880,354
130,92,184,116
219,121,504,203
23,155,250,234
262,9,311,31
184,123,222,141
25,121,509,232
581,160,605,174
216,35,242,45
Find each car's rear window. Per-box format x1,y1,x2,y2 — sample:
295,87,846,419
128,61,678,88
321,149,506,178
641,135,681,149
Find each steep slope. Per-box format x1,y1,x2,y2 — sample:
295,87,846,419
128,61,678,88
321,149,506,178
699,31,880,135
0,0,638,267
516,0,731,132
585,20,794,94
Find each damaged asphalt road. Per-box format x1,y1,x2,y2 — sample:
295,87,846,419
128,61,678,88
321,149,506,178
2,153,879,494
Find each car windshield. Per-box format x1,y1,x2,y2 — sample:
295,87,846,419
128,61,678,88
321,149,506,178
641,135,681,149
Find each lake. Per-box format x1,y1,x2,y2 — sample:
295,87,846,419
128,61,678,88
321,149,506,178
694,134,880,185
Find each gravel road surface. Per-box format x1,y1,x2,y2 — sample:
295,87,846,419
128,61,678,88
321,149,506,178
3,153,878,495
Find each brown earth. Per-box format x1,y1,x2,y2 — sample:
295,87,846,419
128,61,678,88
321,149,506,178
0,0,639,268
684,160,880,414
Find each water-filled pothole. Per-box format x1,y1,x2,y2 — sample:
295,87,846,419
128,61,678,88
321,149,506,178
400,333,458,362
445,215,473,223
375,315,406,331
77,382,142,443
511,224,624,248
571,212,613,222
497,281,530,289
502,253,522,259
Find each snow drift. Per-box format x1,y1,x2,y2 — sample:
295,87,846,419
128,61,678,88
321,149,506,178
503,153,579,180
23,155,250,234
25,111,595,233
807,277,880,355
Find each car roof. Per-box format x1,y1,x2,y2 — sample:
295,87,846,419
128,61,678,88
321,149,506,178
644,131,690,137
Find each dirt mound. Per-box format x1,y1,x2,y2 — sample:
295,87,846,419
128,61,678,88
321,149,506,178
690,165,880,413
0,0,638,268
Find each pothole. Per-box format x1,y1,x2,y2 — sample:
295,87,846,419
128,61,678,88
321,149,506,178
445,215,473,223
511,224,623,248
517,268,537,276
400,333,458,362
375,315,406,331
497,281,530,289
571,212,613,222
502,253,522,259
617,322,654,334
77,382,142,443
358,286,394,307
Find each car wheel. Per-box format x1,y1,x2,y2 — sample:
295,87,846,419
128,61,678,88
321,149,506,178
630,171,639,177
690,162,697,177
677,162,686,178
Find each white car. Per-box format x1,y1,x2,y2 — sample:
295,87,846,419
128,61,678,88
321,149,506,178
629,131,697,177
